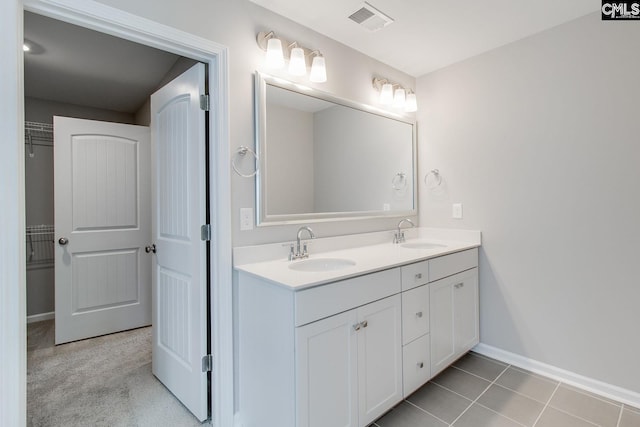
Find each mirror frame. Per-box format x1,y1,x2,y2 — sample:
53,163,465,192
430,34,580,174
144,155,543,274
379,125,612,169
255,71,417,226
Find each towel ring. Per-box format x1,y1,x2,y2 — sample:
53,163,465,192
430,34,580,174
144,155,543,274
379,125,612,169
424,169,442,189
232,146,259,178
392,172,407,190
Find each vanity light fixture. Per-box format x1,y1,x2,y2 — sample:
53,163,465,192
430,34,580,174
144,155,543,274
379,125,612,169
288,44,306,76
379,83,394,105
392,87,406,108
265,36,285,69
257,31,328,83
405,91,418,112
372,77,418,112
309,51,327,83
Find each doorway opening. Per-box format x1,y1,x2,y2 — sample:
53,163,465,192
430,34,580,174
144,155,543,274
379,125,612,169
21,1,233,425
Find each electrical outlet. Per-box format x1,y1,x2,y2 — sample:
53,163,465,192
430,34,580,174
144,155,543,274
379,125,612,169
452,203,463,219
383,203,391,211
240,208,254,231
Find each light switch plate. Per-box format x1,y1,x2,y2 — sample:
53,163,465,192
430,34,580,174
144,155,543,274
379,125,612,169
452,203,463,219
240,208,254,231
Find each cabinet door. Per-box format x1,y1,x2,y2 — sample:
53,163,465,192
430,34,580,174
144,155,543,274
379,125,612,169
357,295,403,427
296,310,359,427
430,268,479,376
429,277,455,376
454,268,479,354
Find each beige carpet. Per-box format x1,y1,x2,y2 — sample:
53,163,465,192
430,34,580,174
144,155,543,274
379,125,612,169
27,320,206,427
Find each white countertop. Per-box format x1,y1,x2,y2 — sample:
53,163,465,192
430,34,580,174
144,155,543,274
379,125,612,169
234,228,481,290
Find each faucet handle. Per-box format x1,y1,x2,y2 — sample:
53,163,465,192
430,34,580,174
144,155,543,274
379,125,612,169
288,244,295,261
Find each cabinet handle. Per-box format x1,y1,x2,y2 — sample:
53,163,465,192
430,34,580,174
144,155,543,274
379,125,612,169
417,362,424,369
415,311,423,318
415,273,422,280
353,321,368,331
454,282,464,289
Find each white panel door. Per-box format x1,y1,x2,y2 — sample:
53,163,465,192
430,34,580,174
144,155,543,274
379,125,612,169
54,117,151,344
150,63,208,421
357,294,403,427
296,310,359,427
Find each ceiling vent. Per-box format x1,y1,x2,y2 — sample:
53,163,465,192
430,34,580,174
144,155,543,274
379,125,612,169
348,2,394,32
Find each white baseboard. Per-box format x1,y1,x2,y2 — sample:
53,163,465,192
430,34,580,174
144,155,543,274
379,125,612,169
26,312,54,324
473,343,640,408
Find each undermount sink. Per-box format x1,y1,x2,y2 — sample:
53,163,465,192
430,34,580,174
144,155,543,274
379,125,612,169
289,257,356,272
401,242,447,250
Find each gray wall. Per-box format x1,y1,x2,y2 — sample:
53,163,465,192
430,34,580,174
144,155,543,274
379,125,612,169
95,0,416,246
417,12,640,393
25,97,135,125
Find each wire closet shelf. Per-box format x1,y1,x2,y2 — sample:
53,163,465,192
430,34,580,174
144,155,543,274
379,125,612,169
25,121,54,158
26,224,55,268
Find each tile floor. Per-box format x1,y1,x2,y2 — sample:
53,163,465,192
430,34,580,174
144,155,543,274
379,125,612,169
373,352,640,427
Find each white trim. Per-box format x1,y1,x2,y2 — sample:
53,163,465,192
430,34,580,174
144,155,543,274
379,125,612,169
18,1,234,426
27,312,55,324
1,0,26,425
474,343,640,408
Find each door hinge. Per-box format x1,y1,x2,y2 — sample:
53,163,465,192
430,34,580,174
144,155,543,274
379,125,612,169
201,224,212,241
202,354,214,372
200,94,210,111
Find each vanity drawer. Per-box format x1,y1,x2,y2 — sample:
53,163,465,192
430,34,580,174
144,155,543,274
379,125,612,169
401,260,429,291
402,334,431,398
429,248,478,282
294,268,401,327
401,284,429,345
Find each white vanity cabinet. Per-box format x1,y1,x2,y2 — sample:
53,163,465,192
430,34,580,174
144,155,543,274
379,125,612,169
296,294,402,427
429,250,479,377
237,267,402,427
236,245,479,427
400,248,479,395
400,261,431,397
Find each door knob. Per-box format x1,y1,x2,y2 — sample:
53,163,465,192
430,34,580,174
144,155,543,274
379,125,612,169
58,237,68,245
145,244,156,254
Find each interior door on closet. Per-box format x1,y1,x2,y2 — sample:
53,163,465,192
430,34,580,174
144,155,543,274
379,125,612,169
54,116,151,344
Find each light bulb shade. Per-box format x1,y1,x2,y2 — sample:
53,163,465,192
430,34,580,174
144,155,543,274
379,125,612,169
380,83,394,105
265,38,285,69
393,88,406,108
405,92,418,112
288,47,307,76
309,56,327,83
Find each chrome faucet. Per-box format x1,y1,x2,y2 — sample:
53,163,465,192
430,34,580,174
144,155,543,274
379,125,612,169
393,218,415,244
290,226,315,260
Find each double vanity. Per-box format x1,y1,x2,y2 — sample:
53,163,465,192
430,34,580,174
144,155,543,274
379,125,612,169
234,227,481,427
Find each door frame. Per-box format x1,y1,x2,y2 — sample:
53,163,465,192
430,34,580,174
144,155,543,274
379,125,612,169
1,0,233,426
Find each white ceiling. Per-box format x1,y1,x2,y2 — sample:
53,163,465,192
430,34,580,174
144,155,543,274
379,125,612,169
24,12,181,113
250,0,601,77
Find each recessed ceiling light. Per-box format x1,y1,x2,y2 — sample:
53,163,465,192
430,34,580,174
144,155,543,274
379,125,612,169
23,43,31,52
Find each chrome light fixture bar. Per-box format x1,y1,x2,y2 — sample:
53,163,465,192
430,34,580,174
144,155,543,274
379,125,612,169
372,77,417,112
257,31,327,83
